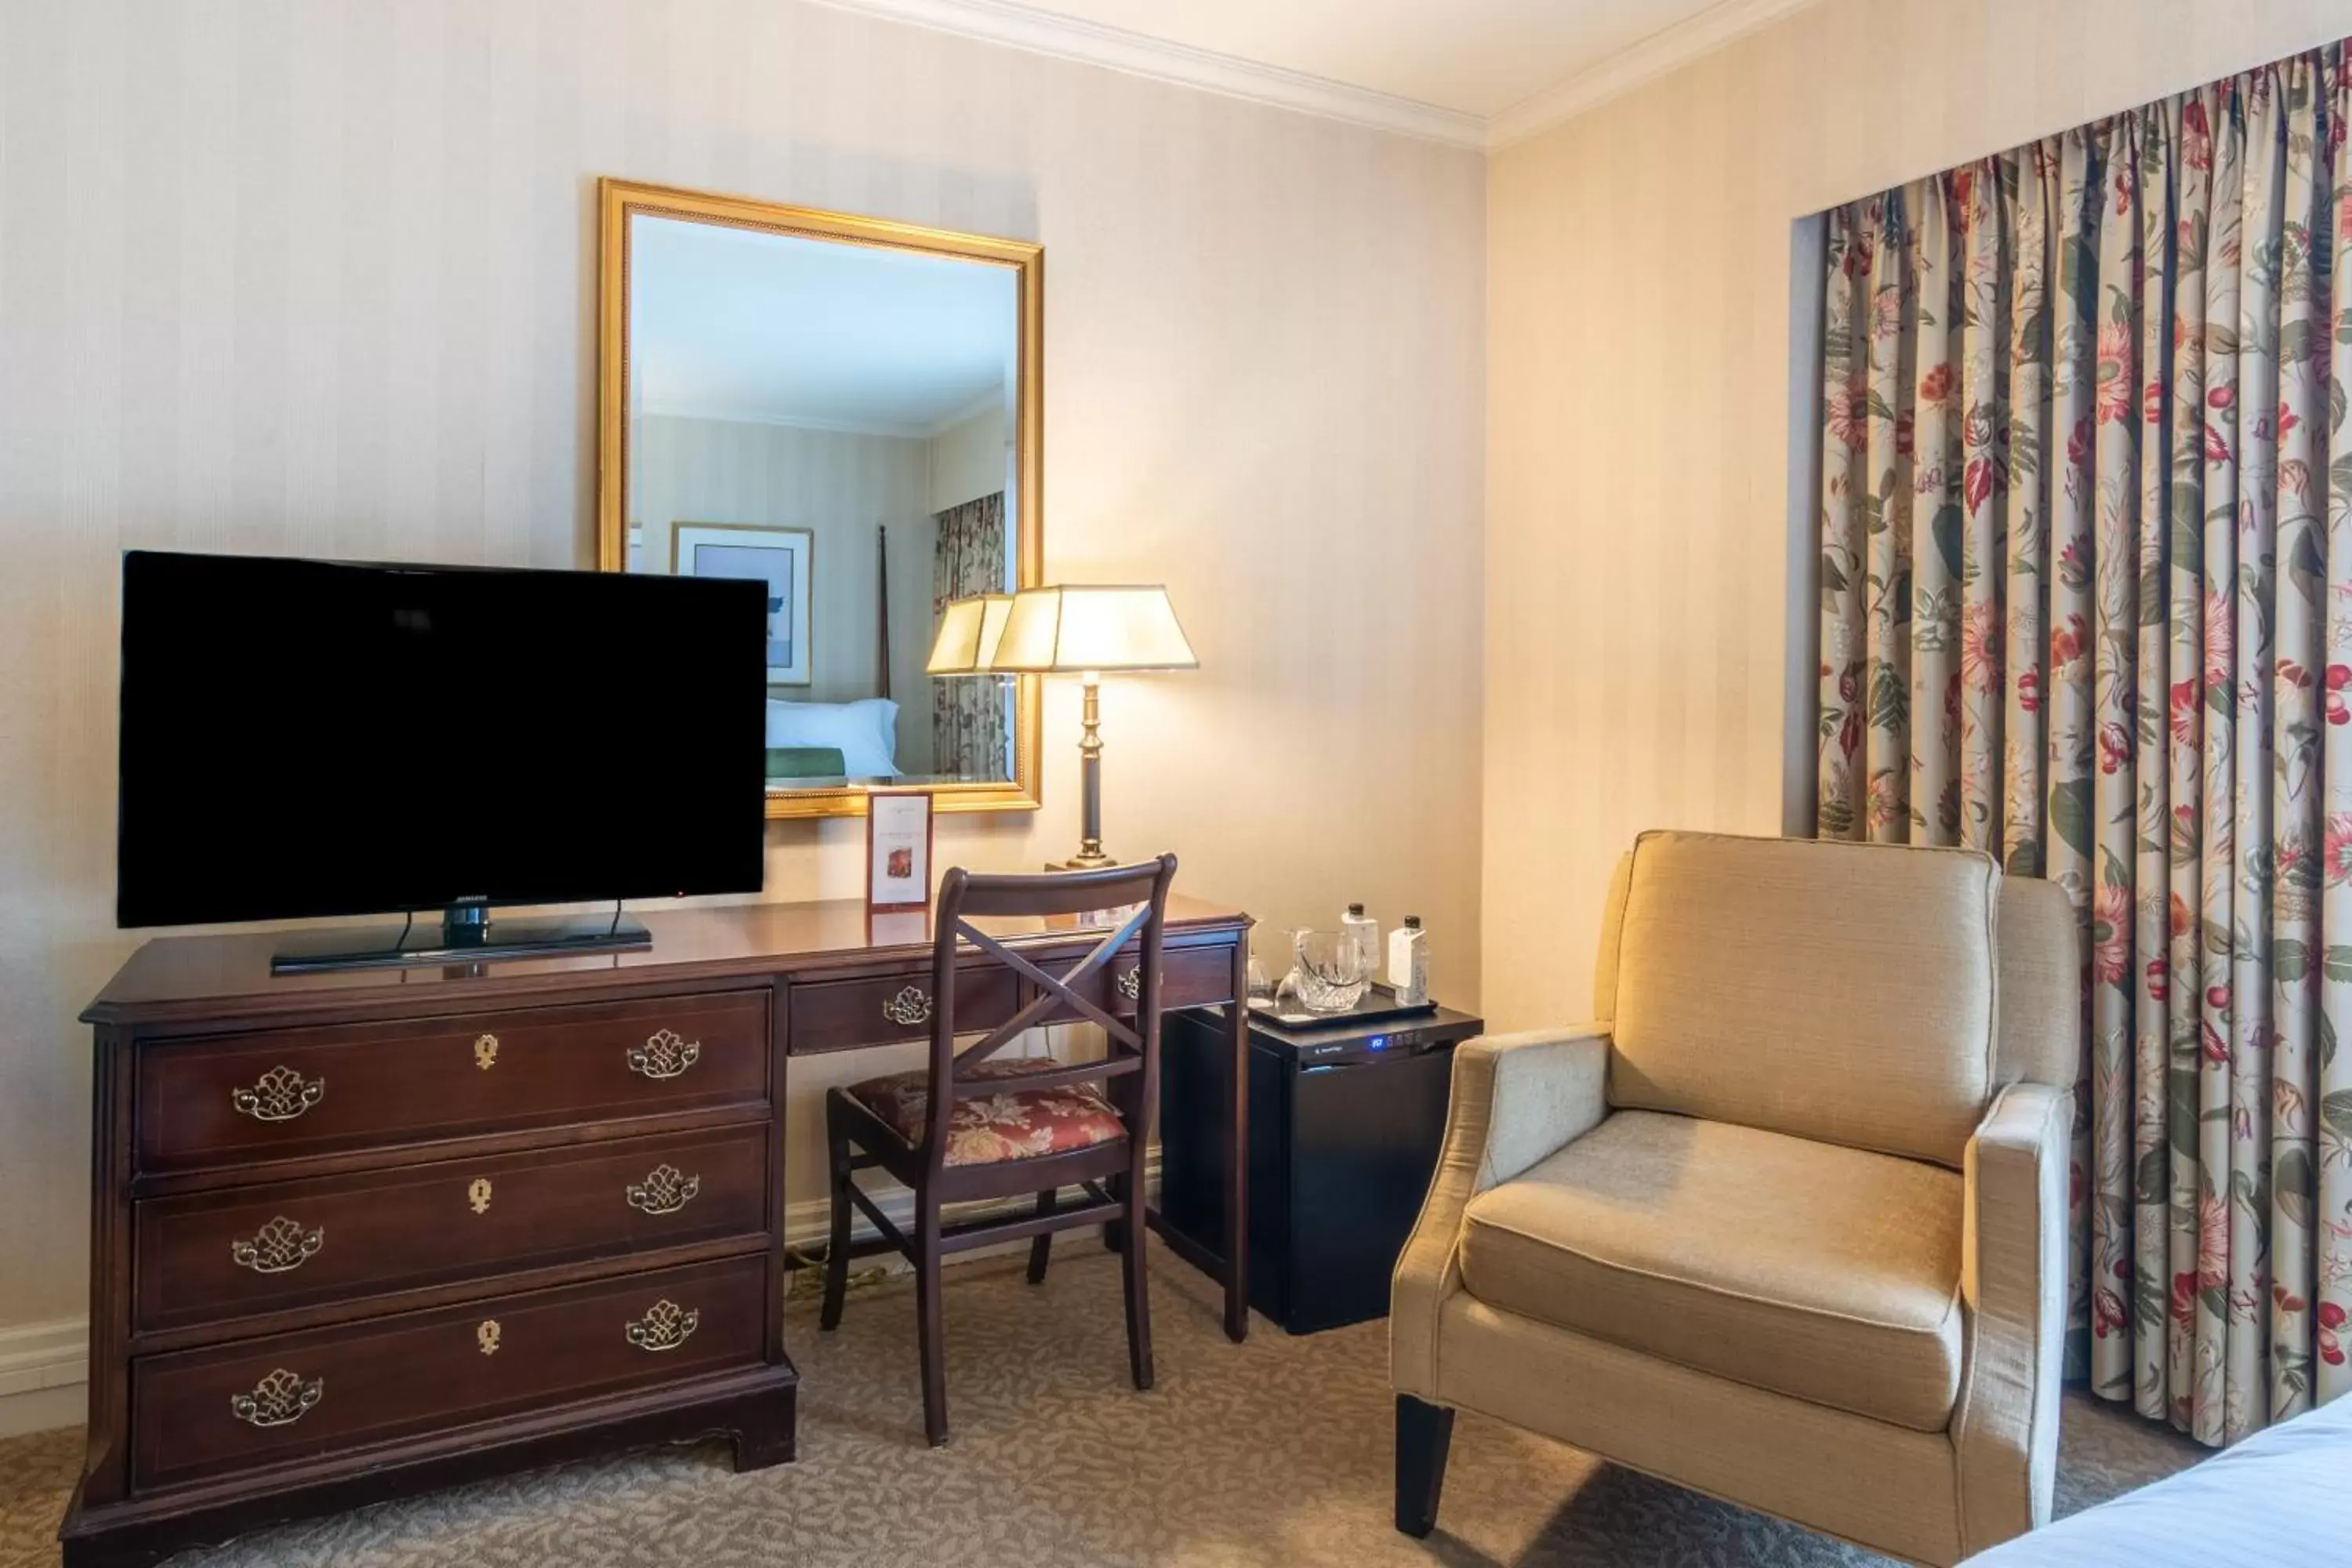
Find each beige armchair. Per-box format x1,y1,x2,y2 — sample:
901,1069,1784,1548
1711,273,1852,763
1392,831,2079,1566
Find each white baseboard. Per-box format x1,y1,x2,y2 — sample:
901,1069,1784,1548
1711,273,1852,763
0,1317,87,1439
0,1157,1160,1440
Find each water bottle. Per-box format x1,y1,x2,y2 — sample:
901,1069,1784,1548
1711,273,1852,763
1388,916,1428,1006
1341,902,1380,984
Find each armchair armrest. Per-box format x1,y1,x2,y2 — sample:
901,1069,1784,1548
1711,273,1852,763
1391,1025,1612,1399
1953,1080,2072,1559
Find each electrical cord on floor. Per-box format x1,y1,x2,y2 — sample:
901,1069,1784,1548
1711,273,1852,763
782,1243,893,1302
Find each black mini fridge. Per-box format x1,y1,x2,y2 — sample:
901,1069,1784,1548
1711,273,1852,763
1160,998,1484,1334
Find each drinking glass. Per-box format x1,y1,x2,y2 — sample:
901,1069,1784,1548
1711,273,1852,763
1292,928,1370,1014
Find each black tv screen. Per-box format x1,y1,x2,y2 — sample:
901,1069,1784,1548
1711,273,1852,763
117,551,768,928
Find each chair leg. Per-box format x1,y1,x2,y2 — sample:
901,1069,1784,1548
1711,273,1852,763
1119,1144,1153,1391
1026,1186,1058,1284
915,1192,949,1446
819,1104,853,1332
1102,1168,1127,1253
1394,1394,1454,1538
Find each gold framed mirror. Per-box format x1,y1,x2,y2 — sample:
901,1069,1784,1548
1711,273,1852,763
597,178,1043,820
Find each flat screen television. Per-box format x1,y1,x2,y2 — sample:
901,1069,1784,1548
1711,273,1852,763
117,551,767,968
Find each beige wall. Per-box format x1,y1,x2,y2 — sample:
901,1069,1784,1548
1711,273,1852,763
928,399,1010,518
0,0,1484,1341
1483,0,2352,1033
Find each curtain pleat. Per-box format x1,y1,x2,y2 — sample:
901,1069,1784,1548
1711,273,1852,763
1816,44,2352,1446
930,492,1011,779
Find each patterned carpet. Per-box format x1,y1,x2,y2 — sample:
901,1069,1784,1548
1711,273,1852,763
0,1243,2205,1568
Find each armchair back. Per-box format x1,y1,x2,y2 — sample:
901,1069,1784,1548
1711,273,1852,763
1994,877,2082,1091
1598,831,2001,1168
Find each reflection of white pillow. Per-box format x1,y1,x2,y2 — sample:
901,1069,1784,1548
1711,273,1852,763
766,699,899,778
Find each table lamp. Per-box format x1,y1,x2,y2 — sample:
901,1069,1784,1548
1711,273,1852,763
986,584,1197,868
923,593,1014,676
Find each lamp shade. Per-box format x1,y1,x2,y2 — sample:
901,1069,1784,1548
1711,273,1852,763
987,584,1198,674
924,593,1014,675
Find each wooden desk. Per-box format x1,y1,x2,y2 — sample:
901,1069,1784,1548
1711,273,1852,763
64,894,1253,1568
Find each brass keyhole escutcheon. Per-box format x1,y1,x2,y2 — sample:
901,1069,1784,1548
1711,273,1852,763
477,1319,501,1356
467,1178,492,1216
474,1033,499,1069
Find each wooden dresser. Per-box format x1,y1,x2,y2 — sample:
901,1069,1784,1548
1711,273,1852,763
61,895,1250,1566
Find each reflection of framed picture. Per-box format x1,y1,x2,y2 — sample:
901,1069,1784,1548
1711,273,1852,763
670,522,813,686
866,789,934,913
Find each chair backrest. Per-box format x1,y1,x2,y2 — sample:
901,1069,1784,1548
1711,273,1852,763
1595,830,2001,1168
920,855,1179,1175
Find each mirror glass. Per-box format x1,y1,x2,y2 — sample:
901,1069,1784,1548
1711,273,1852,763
620,209,1025,796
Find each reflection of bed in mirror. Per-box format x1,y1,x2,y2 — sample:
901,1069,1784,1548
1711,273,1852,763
764,696,900,781
598,180,1041,818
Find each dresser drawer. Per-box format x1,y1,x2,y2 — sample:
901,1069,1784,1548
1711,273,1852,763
130,1255,768,1490
787,966,1021,1054
136,991,771,1173
133,1124,770,1334
1044,941,1235,1022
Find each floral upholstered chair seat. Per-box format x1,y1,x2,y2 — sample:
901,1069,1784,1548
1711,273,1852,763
843,1055,1125,1167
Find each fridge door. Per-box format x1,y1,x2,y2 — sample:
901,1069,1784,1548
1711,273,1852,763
1283,1043,1457,1334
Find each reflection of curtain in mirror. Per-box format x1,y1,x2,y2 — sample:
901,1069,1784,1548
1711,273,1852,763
932,492,1009,777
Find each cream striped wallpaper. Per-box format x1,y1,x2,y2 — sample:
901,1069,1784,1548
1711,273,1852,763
1483,0,2352,1033
0,0,1485,1334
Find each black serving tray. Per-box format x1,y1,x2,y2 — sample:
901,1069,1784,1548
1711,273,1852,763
1246,982,1439,1033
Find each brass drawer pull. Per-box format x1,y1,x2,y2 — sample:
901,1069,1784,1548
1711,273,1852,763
230,1065,325,1123
468,1178,494,1215
1116,966,1142,1000
477,1319,502,1356
474,1033,499,1069
230,1216,324,1275
627,1028,700,1080
230,1368,322,1428
881,985,933,1026
625,1299,699,1353
626,1164,700,1216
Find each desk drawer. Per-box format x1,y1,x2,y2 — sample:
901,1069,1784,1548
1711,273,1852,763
788,967,1021,1054
137,991,771,1174
131,1254,768,1490
133,1124,770,1334
1050,942,1235,1022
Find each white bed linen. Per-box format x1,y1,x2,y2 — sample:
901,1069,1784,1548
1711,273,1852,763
1961,1396,2352,1566
764,697,898,777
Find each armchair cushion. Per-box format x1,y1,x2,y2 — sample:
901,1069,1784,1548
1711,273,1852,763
1456,1109,1965,1431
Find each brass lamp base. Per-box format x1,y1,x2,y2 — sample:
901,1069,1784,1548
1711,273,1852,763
1056,677,1116,871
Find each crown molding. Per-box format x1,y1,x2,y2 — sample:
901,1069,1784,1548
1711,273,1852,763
1488,0,1827,148
640,401,945,440
811,0,1824,152
801,0,1487,150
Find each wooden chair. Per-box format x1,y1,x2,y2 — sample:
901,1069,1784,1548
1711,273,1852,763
819,855,1179,1446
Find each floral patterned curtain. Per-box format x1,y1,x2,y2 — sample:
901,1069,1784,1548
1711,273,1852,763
1815,46,2352,1445
932,492,1011,778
